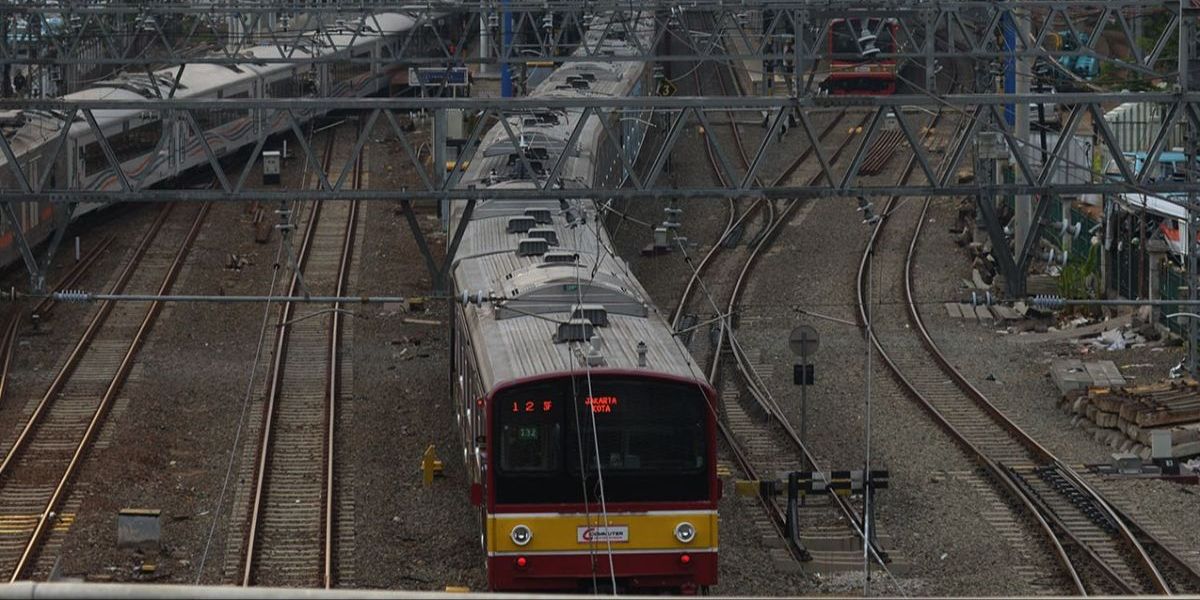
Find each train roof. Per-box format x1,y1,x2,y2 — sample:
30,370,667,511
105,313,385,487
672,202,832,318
453,188,703,389
2,11,415,148
1116,193,1186,220
450,12,703,392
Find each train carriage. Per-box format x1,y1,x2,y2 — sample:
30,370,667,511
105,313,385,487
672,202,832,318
0,12,429,270
449,12,720,594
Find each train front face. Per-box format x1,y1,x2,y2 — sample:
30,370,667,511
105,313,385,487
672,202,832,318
485,372,718,593
826,18,899,95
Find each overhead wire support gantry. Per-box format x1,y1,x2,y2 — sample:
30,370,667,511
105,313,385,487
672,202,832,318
2,0,1200,303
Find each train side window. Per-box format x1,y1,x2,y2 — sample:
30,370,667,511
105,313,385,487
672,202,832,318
196,91,249,131
267,74,299,98
82,140,108,176
108,120,163,164
334,52,372,84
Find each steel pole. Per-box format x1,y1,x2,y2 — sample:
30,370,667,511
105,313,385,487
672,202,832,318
500,0,513,97
1185,3,1198,376
1011,7,1032,285
863,246,874,597
479,2,490,75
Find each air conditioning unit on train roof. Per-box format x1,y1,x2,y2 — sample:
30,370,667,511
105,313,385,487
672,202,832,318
517,238,549,257
542,251,579,265
527,227,559,246
555,318,595,343
507,216,537,234
571,304,609,327
525,207,552,224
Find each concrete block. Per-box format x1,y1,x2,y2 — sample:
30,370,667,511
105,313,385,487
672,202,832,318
1151,430,1172,459
117,509,161,552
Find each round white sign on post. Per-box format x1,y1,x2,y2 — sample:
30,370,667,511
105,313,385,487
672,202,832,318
788,325,820,357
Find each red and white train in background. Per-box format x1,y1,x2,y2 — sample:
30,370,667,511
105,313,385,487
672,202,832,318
0,12,440,269
823,18,901,95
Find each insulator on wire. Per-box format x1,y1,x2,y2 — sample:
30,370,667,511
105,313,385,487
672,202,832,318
460,290,491,306
55,289,91,303
1032,294,1065,310
969,291,994,306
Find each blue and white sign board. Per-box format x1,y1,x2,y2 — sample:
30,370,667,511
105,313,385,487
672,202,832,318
409,67,470,87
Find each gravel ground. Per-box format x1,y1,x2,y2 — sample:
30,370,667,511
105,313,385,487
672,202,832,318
607,53,854,594
0,117,478,589
348,117,485,591
917,198,1200,577
50,199,279,583
734,193,1043,596
719,86,1075,595
10,47,1198,599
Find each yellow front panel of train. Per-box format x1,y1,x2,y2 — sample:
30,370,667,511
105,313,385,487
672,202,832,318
487,511,717,554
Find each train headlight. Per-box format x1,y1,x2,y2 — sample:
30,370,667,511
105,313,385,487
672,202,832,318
511,524,533,546
674,522,696,544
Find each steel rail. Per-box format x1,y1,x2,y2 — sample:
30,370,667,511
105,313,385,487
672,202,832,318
0,206,174,485
902,198,1186,594
29,236,117,321
31,236,117,320
670,109,847,329
668,11,813,567
711,108,868,383
241,130,338,587
0,316,16,407
667,14,816,566
856,187,1089,594
243,122,362,588
667,11,739,331
852,97,1157,593
0,236,117,408
713,109,883,563
323,150,362,590
671,10,894,571
9,203,211,581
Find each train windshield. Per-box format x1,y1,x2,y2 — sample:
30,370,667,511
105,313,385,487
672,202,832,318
494,376,711,505
831,19,895,60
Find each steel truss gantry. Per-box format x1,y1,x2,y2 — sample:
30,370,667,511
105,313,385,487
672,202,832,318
1,92,1195,202
0,0,1197,300
0,1,1183,78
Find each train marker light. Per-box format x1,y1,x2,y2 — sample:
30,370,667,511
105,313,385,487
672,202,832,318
516,556,528,568
674,522,696,543
680,554,691,565
511,524,533,546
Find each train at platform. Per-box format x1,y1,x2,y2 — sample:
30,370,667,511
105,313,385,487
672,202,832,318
448,11,720,595
0,12,437,270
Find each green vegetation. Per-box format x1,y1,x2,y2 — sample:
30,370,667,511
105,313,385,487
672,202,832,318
1058,238,1101,315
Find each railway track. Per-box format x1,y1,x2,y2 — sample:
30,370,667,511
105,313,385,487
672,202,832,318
0,238,117,407
858,109,1200,594
671,11,893,576
0,203,209,581
239,125,362,588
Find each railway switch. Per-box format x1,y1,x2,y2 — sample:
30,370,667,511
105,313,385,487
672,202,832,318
736,470,890,562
